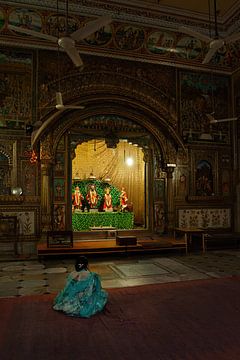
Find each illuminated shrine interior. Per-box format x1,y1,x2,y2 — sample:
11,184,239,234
1,0,240,257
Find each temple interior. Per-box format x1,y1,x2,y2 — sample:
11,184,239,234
0,0,240,256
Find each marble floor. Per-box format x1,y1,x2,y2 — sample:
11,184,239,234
0,250,239,298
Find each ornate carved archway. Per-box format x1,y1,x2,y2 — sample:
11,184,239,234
36,66,187,233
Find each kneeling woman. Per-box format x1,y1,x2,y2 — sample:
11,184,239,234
53,256,108,318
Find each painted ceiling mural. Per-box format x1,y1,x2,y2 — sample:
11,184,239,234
0,4,240,72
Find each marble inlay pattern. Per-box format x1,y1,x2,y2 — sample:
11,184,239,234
0,250,239,297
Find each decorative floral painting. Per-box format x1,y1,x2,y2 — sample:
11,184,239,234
3,211,35,235
21,160,37,195
178,208,231,229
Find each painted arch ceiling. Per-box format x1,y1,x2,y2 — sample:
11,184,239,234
0,0,240,73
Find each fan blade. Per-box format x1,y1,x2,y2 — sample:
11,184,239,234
154,46,179,53
70,15,112,41
56,92,63,106
8,24,58,42
58,37,83,67
224,32,240,44
209,117,238,123
202,46,219,64
63,105,85,109
178,26,212,43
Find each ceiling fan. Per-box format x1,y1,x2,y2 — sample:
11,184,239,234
39,91,85,112
178,0,240,64
8,0,112,67
207,113,238,123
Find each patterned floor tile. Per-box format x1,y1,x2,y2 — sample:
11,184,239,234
111,263,169,278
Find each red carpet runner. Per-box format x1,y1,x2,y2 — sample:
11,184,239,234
0,277,240,360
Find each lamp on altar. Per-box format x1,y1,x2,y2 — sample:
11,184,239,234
126,157,134,166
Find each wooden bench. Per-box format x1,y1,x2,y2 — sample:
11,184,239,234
203,229,240,251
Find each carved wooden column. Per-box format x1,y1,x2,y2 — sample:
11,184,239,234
40,134,54,233
166,165,176,233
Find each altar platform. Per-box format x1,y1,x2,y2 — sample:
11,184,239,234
72,211,134,231
37,233,187,258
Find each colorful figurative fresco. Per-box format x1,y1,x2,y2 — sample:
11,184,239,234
84,23,112,46
146,31,175,55
0,48,32,130
46,14,78,37
8,8,42,31
54,153,65,177
176,36,202,60
54,178,65,202
195,160,213,196
0,8,4,30
115,25,145,50
54,204,65,231
180,71,230,143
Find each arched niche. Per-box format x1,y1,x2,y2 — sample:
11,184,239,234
35,70,187,234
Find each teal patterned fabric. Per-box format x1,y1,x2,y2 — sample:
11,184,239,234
72,212,134,231
53,270,108,318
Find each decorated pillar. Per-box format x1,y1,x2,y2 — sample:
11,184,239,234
166,164,176,232
40,133,54,233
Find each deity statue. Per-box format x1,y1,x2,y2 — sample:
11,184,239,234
86,184,99,209
73,186,84,211
103,187,113,212
120,187,128,211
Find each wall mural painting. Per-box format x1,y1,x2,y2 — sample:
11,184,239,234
222,169,230,196
176,36,202,60
46,14,78,37
8,8,42,31
0,49,32,130
196,160,213,196
54,153,65,177
54,178,65,202
154,202,165,233
0,152,10,195
180,71,229,143
178,208,231,229
3,211,35,235
84,24,112,46
0,8,4,30
21,160,37,196
56,136,65,152
225,42,240,68
146,31,175,55
115,25,145,50
54,204,65,231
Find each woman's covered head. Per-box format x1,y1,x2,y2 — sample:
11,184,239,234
75,255,89,272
